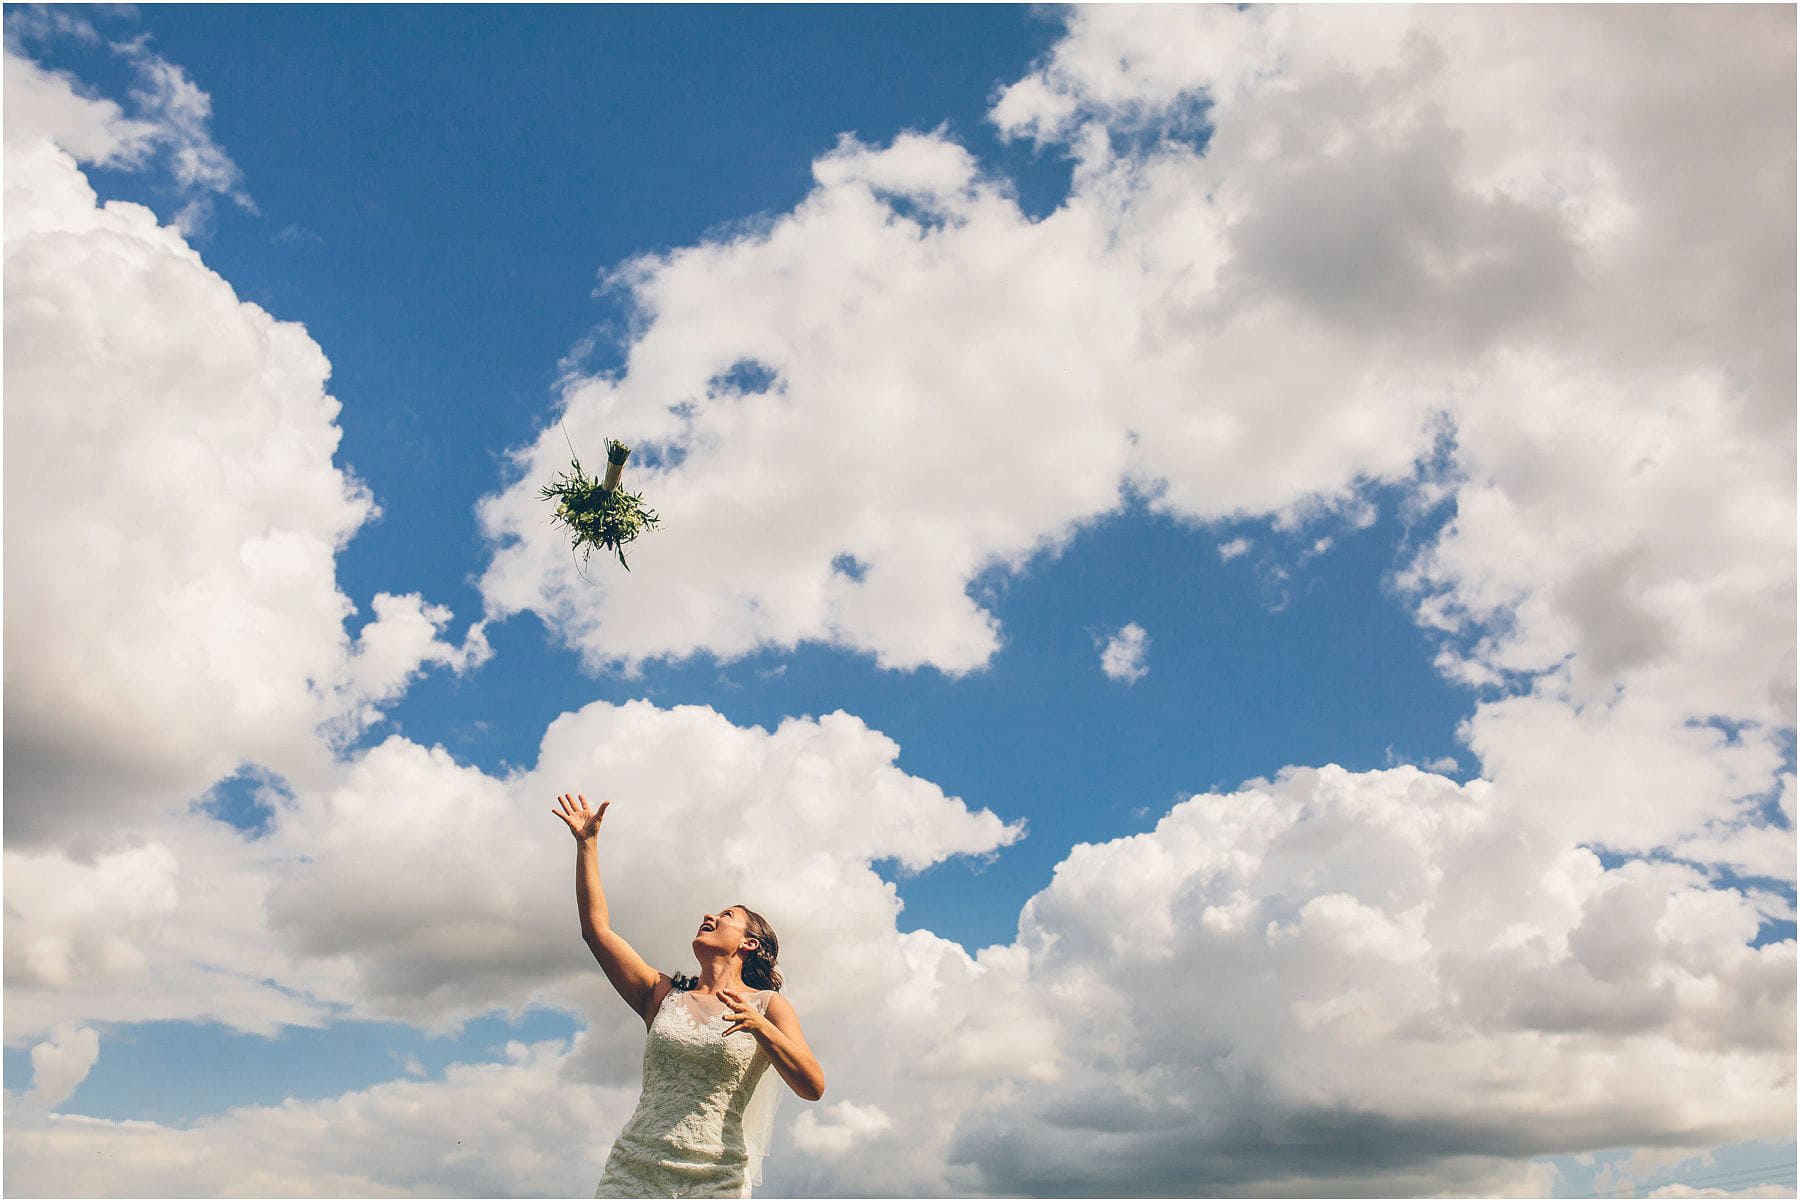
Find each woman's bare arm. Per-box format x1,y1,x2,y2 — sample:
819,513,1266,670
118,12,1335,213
555,793,664,1024
720,988,825,1101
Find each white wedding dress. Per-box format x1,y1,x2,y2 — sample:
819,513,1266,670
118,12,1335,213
594,986,782,1199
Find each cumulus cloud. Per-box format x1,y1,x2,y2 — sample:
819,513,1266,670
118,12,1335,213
261,701,1024,1036
942,765,1792,1196
27,1024,100,1108
1001,5,1794,865
7,842,179,993
476,119,1449,675
3,1037,624,1197
789,1099,896,1159
1099,622,1150,683
2,692,1046,1194
2,48,156,165
3,51,487,850
3,810,353,1041
334,594,493,736
10,759,1790,1195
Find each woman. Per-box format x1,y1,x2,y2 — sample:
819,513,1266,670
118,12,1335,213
554,793,825,1199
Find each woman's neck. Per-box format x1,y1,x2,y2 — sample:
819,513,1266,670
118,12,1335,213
692,954,748,993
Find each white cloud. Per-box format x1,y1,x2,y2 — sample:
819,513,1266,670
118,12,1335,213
3,7,103,49
4,53,486,850
7,843,179,991
2,50,156,165
811,127,977,200
1,694,1046,1194
260,701,1025,1032
1099,622,1150,683
942,765,1792,1195
112,36,256,232
476,118,1449,676
27,1024,100,1108
3,1037,625,1197
10,760,1790,1196
478,13,1792,820
3,812,350,1040
334,593,493,735
4,690,1030,1051
992,4,1795,867
1459,687,1789,857
3,30,253,234
1218,536,1251,561
117,39,242,193
65,665,1783,1194
789,1099,895,1159
989,5,1269,146
1386,746,1462,776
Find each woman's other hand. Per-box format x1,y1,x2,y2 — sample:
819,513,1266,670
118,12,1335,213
723,990,826,1099
718,988,771,1039
553,793,609,842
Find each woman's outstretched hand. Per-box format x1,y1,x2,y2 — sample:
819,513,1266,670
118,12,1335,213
718,988,771,1039
553,793,609,843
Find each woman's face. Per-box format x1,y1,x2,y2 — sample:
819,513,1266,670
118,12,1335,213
694,906,753,957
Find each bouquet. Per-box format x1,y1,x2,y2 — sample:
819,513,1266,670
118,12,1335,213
540,438,661,572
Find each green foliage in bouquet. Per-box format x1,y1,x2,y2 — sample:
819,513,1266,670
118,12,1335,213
540,438,661,572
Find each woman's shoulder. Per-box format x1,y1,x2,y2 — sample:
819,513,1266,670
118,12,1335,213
642,973,678,1029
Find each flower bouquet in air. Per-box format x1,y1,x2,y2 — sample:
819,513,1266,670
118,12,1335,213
540,438,661,572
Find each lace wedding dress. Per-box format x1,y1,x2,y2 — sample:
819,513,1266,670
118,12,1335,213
594,986,782,1199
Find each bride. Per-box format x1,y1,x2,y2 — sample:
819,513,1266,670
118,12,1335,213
554,793,825,1198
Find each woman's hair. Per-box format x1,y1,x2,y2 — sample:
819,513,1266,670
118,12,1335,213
736,906,783,991
673,905,783,992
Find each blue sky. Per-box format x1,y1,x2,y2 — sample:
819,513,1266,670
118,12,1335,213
4,5,1794,1198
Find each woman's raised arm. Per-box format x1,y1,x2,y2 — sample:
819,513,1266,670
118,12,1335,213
553,793,665,1024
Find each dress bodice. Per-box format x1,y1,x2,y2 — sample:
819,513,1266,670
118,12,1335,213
594,987,777,1199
